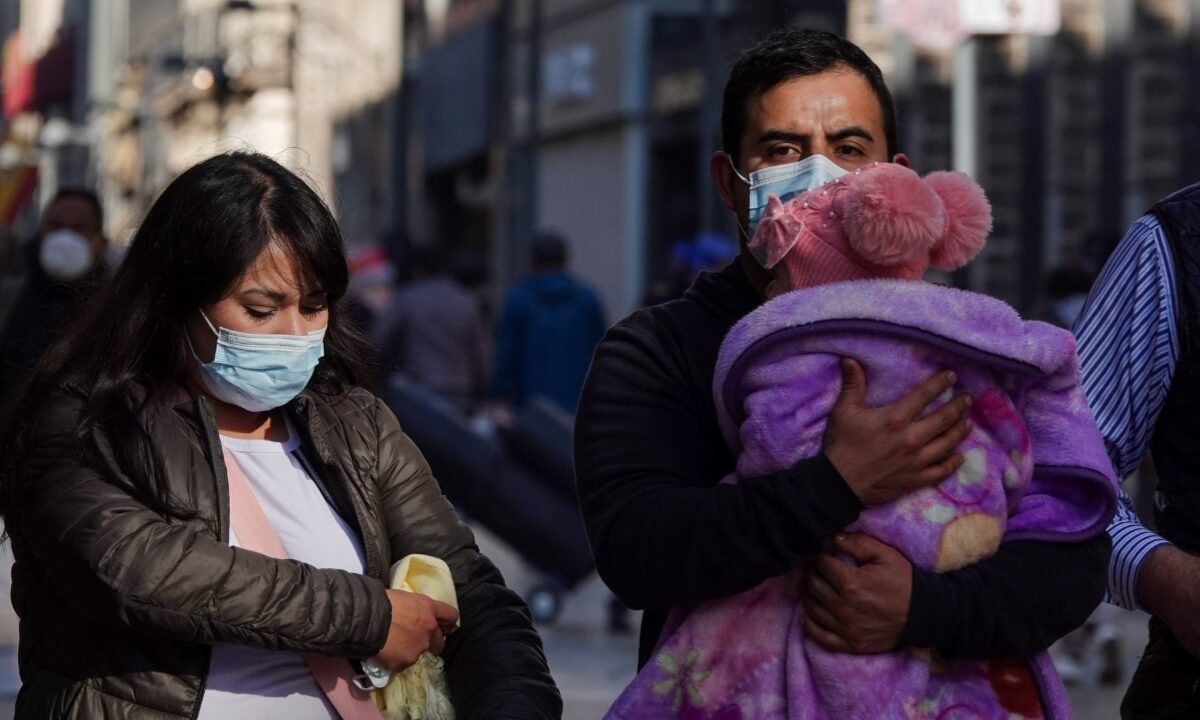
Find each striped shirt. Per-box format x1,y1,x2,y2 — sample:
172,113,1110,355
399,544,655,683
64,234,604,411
1073,214,1179,611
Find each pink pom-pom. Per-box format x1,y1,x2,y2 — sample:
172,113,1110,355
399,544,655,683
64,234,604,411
924,171,991,271
840,164,944,266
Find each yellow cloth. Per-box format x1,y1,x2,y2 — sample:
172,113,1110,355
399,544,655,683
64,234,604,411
373,555,458,720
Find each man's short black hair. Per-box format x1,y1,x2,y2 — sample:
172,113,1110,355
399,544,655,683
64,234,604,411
531,231,567,268
51,187,104,231
721,28,898,164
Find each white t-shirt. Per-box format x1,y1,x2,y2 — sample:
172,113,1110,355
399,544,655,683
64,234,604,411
196,424,367,720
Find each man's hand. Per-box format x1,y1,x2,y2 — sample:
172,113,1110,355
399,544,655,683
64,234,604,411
1139,544,1200,657
372,589,460,672
824,358,972,506
798,533,912,654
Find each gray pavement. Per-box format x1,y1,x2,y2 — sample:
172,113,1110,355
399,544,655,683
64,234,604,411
472,525,640,720
0,524,1154,719
1061,609,1150,720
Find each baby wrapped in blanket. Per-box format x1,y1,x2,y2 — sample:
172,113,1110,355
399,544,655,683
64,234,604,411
604,164,1117,720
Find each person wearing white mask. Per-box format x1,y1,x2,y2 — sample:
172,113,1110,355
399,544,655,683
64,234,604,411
0,152,560,719
0,188,108,406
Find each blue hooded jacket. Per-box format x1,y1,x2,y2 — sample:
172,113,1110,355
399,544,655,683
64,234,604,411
490,272,607,413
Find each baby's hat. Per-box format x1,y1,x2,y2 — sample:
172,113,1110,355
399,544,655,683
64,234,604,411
749,163,992,291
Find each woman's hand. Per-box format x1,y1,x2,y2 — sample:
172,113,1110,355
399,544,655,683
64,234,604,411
372,589,460,671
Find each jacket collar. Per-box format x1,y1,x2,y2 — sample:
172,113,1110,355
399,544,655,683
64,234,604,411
167,384,329,454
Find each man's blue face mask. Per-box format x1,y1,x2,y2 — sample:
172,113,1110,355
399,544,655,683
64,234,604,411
729,153,849,265
191,311,326,412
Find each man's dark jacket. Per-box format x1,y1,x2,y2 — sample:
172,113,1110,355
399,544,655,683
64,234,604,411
575,260,1111,667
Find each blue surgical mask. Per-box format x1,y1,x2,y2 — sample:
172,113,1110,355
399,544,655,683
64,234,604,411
191,311,326,412
730,154,850,262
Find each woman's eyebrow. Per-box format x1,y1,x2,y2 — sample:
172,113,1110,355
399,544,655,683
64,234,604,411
240,287,288,302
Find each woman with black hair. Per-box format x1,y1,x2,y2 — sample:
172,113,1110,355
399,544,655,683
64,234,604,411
0,152,561,719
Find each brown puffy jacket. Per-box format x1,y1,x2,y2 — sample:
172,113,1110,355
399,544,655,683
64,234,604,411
6,382,562,719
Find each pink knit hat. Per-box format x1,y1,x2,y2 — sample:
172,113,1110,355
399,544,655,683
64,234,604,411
749,163,992,292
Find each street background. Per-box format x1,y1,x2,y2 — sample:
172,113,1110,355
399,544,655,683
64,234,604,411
0,0,1196,717
2,0,1199,320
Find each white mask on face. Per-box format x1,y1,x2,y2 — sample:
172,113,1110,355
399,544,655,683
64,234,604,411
39,228,95,282
729,153,850,239
191,310,327,412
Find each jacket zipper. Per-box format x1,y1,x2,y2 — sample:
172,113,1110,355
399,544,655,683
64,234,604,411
189,395,382,720
293,398,385,581
188,656,210,720
189,397,225,719
197,397,230,543
328,461,384,579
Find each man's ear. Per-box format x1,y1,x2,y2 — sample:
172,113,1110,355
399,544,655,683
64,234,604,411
892,152,911,168
711,151,739,211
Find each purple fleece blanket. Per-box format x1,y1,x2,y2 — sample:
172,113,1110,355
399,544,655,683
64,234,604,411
605,280,1117,720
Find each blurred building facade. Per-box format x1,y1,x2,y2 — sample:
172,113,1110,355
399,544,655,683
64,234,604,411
403,0,845,315
0,0,90,241
409,0,1200,317
111,0,402,245
1,0,402,246
851,0,1200,310
1,0,1198,316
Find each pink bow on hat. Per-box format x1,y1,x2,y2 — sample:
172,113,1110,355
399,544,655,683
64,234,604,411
749,163,993,292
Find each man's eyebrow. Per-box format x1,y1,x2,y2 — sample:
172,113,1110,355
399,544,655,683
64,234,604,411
828,126,875,143
755,127,877,145
756,129,808,145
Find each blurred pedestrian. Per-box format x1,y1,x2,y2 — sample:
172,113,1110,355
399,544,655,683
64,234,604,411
1074,179,1200,718
0,152,560,720
487,232,616,630
576,27,1109,685
641,232,736,307
490,231,606,414
0,227,22,329
0,188,107,406
343,244,397,340
374,245,487,409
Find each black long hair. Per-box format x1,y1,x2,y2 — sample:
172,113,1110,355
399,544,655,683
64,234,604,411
0,152,372,518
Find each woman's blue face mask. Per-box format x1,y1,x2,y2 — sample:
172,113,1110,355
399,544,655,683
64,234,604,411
191,311,326,412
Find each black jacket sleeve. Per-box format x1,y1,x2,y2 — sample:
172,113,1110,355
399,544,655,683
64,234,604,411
902,533,1112,660
575,318,863,610
372,399,562,720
